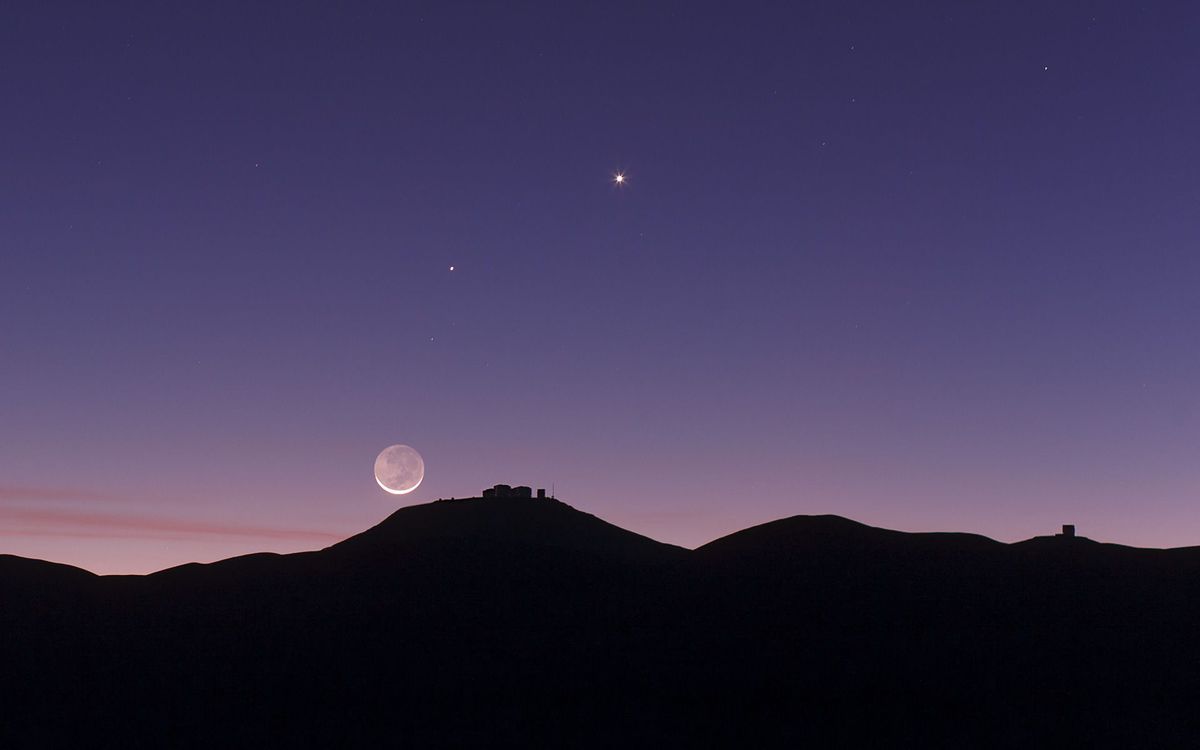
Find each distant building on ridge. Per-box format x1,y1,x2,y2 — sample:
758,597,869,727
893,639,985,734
481,484,546,499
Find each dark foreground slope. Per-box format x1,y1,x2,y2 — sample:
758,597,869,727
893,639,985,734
694,516,1200,746
4,501,1200,747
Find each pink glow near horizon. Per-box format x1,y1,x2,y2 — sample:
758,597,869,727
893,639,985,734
5,463,1200,577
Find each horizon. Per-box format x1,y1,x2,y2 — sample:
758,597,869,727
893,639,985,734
0,488,1175,577
5,2,1199,575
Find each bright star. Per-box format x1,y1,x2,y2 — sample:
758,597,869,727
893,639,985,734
613,172,626,185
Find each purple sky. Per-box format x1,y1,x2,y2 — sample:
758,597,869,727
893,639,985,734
4,2,1199,574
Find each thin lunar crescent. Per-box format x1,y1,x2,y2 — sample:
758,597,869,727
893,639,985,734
374,444,425,495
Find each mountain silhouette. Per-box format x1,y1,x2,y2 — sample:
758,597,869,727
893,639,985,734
328,495,688,563
697,513,1003,559
3,496,1200,747
0,553,96,586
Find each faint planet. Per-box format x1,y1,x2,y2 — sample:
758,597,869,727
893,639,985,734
374,444,425,495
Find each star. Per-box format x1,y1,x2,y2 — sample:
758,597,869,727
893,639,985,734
613,172,626,186
449,265,455,271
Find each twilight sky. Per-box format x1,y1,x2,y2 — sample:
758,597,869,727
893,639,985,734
3,1,1199,574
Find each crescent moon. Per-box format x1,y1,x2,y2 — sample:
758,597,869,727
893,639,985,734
373,444,425,495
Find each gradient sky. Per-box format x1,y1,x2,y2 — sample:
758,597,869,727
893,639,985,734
3,1,1199,574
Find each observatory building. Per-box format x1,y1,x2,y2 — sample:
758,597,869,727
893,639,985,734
482,484,547,499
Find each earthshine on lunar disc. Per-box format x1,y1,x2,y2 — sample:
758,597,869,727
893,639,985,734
374,444,425,495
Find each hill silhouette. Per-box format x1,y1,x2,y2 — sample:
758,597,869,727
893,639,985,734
329,495,688,563
0,553,96,586
697,513,1003,559
3,497,1200,747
